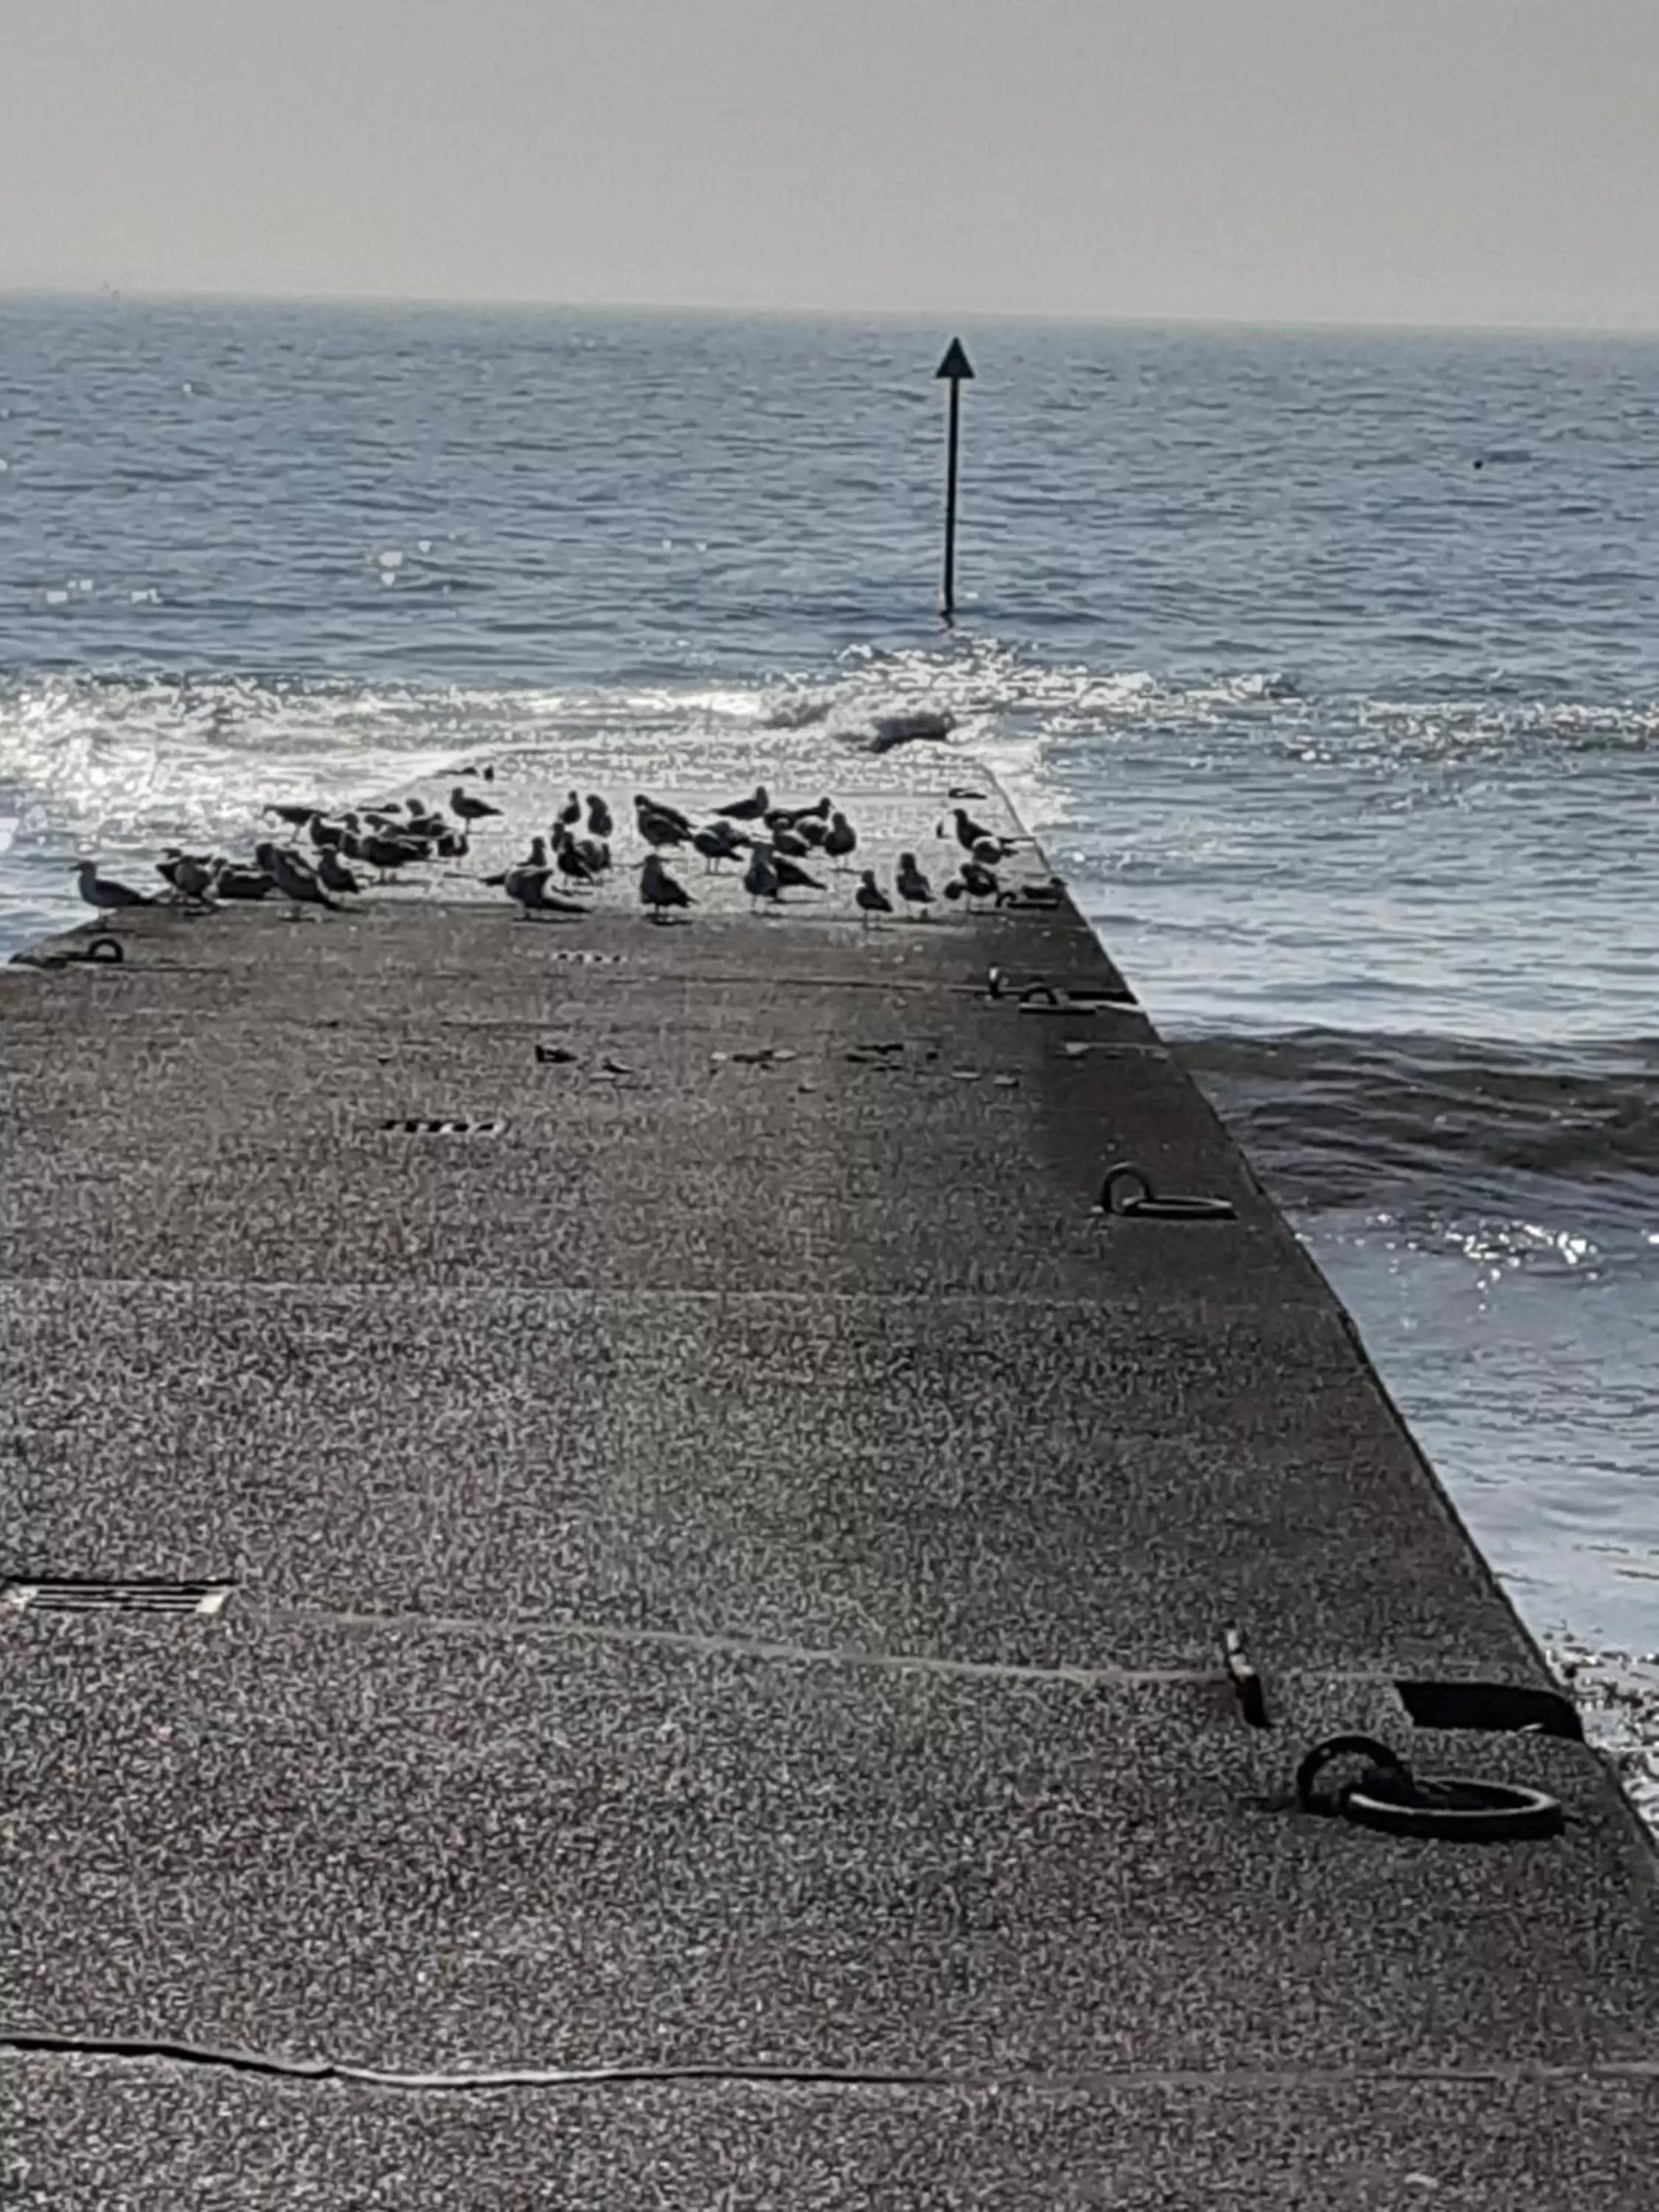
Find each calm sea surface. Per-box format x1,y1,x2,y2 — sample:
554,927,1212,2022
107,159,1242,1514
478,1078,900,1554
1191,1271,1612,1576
1,298,1655,1800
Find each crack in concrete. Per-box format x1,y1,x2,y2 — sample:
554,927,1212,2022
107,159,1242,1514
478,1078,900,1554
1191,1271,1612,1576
0,2031,961,2093
6,2030,1659,2096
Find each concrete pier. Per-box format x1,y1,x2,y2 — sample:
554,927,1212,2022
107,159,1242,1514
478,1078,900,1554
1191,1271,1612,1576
3,766,1657,2206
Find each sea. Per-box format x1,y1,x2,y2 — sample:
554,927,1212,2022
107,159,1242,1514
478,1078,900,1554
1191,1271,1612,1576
1,296,1654,1810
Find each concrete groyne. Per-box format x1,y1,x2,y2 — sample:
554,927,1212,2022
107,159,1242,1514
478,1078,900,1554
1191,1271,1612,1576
4,761,1657,2206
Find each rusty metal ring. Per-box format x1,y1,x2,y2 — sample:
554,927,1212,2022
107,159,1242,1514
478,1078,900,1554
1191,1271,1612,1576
83,935,125,965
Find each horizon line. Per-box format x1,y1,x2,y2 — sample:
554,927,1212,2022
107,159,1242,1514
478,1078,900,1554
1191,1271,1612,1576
2,280,1658,344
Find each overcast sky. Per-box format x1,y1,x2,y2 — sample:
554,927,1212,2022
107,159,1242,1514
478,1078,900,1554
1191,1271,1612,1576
4,0,1658,328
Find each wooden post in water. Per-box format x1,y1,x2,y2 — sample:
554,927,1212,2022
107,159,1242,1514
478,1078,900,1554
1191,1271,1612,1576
936,337,974,625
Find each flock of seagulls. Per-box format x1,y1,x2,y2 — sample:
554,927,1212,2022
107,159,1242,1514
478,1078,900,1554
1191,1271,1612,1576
69,779,1026,933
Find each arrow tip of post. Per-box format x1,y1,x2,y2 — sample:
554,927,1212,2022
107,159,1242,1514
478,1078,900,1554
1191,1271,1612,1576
935,338,975,381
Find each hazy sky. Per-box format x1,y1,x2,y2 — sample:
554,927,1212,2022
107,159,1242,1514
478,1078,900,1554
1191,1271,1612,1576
5,0,1658,328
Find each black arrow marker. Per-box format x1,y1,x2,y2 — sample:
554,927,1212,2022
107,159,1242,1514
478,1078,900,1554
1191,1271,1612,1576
936,336,974,625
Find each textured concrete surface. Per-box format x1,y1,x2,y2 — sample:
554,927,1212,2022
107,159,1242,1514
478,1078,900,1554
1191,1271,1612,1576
0,1286,1548,1667
4,1620,1657,2075
4,768,1658,2205
7,2067,1659,2212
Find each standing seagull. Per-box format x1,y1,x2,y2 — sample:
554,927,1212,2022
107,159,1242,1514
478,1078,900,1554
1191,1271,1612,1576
717,785,770,822
451,785,502,832
692,822,742,872
823,811,858,870
771,852,824,894
640,854,693,923
72,859,152,925
743,845,780,912
959,858,1000,908
316,845,362,900
895,851,934,920
637,804,692,851
552,827,598,888
854,870,893,928
636,793,695,836
587,794,613,838
557,790,582,828
950,805,995,854
358,832,427,884
254,841,339,917
156,850,218,906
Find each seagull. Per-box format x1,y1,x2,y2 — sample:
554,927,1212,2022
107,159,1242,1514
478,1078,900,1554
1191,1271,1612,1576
692,823,740,872
971,836,1009,869
640,854,693,922
514,835,552,875
587,794,613,838
502,865,586,919
212,862,274,900
771,852,823,894
156,849,218,905
265,802,319,834
636,793,695,836
960,858,1000,907
557,790,582,827
307,815,347,852
358,833,427,883
823,811,858,869
637,804,691,850
73,859,152,923
855,869,893,928
450,785,502,829
743,845,780,911
717,785,770,822
950,806,995,853
771,825,810,859
552,828,598,887
254,841,338,917
769,795,831,827
896,851,934,919
576,836,611,877
316,845,362,899
797,815,829,849
501,863,549,915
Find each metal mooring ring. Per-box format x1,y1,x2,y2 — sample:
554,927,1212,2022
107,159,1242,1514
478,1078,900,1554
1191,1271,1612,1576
1100,1162,1237,1222
83,935,125,965
1295,1734,1406,1814
1343,1774,1565,1843
1295,1734,1565,1842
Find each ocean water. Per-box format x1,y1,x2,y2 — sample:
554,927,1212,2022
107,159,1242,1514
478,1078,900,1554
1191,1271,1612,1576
1,297,1655,1806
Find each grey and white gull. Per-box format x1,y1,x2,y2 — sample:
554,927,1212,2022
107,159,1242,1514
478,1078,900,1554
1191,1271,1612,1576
640,853,693,922
72,859,153,924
